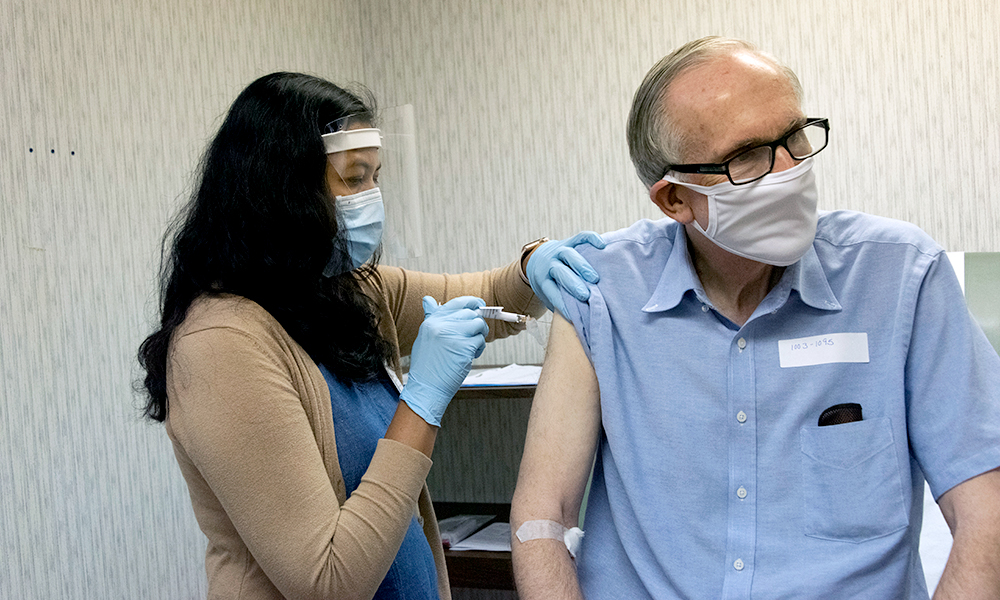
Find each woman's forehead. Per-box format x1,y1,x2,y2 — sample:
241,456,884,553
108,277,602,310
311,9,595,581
328,147,380,171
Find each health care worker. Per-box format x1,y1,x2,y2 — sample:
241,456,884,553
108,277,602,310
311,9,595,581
137,72,603,600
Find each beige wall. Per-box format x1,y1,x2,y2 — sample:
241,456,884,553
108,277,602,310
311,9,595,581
2,0,998,597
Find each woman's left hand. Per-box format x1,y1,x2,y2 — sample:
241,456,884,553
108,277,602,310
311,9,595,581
526,231,606,318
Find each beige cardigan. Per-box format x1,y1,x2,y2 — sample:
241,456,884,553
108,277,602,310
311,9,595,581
165,262,543,600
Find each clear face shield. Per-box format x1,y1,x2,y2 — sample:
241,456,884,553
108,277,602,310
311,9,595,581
322,106,424,264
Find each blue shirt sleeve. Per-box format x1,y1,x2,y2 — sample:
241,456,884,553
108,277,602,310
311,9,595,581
561,281,596,364
904,252,1000,500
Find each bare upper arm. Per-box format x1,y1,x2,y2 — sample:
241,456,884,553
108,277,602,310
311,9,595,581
937,467,1000,536
512,312,602,528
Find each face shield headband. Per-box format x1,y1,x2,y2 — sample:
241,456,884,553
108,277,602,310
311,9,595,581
321,127,383,154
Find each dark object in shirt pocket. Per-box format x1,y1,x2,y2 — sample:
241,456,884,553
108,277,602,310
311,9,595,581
818,403,863,426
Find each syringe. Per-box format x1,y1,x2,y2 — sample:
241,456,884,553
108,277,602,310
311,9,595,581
476,306,529,324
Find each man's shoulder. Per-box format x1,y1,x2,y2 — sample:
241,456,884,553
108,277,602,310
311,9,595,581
585,218,680,261
815,210,943,257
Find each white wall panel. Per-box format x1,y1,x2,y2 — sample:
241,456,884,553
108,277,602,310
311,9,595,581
1,0,362,597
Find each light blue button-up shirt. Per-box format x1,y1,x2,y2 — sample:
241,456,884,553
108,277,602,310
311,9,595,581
564,211,1000,600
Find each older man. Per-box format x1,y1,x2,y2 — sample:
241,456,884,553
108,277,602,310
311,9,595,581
512,37,1000,599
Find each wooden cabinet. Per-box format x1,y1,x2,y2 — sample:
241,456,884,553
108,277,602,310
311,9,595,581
430,384,536,592
434,502,514,590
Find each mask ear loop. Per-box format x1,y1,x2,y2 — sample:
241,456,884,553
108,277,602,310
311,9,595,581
322,153,358,278
661,172,722,237
326,153,353,196
700,192,719,238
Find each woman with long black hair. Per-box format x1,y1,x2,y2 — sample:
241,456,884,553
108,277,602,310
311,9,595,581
137,72,602,599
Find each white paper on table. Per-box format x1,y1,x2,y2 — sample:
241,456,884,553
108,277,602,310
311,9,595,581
438,514,494,548
461,364,541,387
447,522,511,552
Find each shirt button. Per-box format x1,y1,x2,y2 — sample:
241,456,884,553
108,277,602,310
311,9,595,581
737,337,747,350
702,305,710,312
734,558,745,571
737,486,747,499
736,410,747,423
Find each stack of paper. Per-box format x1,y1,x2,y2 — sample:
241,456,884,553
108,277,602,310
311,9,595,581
447,522,512,552
461,364,541,386
438,514,494,549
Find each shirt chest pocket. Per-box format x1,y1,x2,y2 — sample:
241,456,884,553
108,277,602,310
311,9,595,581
799,417,908,543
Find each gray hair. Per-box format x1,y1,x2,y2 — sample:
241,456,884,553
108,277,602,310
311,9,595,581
626,36,804,188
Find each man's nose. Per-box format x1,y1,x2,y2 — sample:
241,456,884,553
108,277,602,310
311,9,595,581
773,146,798,173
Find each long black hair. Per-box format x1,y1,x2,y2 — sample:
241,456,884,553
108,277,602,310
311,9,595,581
138,72,392,422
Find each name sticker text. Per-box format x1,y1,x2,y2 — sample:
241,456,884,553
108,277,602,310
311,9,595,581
778,332,869,368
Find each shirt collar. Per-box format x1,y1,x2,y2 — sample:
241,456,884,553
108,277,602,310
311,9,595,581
641,225,841,314
641,225,706,313
787,245,842,311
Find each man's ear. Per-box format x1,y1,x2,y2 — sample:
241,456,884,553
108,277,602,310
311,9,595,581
650,180,694,224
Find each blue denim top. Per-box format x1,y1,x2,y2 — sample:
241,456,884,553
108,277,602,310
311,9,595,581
319,364,439,600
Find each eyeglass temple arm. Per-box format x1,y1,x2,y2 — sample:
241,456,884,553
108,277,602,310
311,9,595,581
664,163,728,175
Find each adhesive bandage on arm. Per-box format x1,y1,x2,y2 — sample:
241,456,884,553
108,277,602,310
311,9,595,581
515,520,585,559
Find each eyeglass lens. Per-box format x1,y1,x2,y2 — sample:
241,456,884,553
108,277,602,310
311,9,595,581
728,122,827,184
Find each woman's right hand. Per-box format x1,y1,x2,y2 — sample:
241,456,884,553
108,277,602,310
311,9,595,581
399,296,489,426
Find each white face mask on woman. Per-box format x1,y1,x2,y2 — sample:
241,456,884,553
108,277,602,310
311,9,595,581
662,158,819,266
322,186,384,277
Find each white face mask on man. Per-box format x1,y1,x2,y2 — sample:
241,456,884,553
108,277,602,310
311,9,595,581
662,158,819,266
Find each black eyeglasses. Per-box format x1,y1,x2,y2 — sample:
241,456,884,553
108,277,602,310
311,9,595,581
665,118,830,185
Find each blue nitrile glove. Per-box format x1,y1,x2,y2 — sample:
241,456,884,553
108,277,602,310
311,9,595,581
526,231,607,318
399,296,490,427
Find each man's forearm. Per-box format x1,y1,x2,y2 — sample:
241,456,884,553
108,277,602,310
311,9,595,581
511,537,585,600
932,532,1000,599
934,468,1000,600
